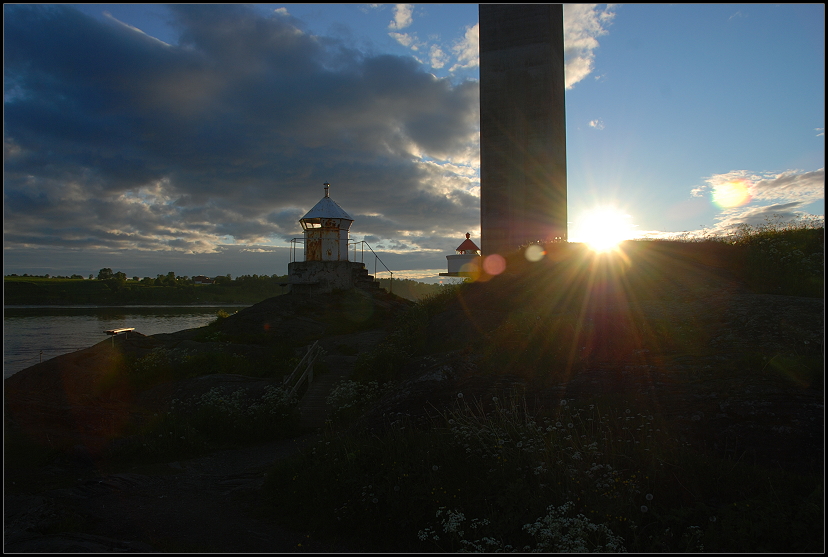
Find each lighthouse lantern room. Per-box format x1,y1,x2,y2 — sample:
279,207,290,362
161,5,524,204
299,182,353,262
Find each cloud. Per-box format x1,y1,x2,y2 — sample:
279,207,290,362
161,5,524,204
449,23,479,72
389,4,414,30
564,4,616,89
102,11,171,47
429,44,449,69
389,31,419,50
3,5,480,275
691,169,825,231
588,119,605,130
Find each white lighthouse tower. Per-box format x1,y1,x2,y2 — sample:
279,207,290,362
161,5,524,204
288,183,379,293
440,233,482,277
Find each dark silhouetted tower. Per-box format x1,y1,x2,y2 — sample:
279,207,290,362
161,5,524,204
479,4,567,256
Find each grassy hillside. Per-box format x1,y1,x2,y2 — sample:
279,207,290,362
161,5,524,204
261,233,823,552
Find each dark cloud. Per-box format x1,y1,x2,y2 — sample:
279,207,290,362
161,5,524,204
4,4,480,275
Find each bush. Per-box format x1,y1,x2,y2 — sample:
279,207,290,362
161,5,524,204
326,379,392,422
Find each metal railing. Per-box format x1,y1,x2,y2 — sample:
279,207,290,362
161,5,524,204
283,341,323,399
287,238,393,294
350,240,393,293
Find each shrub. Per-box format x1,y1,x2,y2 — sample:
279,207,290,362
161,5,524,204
326,379,392,422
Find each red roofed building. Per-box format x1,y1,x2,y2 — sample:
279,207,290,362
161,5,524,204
440,233,482,277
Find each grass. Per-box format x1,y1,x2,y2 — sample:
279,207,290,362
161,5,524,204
262,392,823,552
672,214,824,298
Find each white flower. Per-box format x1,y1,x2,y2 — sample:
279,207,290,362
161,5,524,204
457,393,464,399
641,506,648,513
646,493,653,501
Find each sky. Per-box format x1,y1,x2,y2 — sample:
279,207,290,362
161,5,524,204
4,4,824,281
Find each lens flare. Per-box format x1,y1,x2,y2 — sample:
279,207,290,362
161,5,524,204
572,207,635,253
483,254,506,275
459,259,482,281
712,179,752,208
525,244,546,262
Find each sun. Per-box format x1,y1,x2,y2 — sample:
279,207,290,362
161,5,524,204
572,206,636,253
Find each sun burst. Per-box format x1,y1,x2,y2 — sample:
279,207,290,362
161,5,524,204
572,207,635,253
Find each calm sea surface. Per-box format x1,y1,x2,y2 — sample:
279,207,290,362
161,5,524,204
3,305,247,379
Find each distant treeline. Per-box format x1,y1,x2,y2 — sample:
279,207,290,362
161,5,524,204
376,278,458,301
3,270,453,305
3,272,291,305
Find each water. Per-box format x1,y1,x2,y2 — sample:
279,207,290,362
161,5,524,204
3,305,247,379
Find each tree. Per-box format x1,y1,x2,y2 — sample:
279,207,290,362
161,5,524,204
97,268,113,280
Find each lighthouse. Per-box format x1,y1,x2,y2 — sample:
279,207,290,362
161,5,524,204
439,233,482,277
299,182,353,262
287,183,380,293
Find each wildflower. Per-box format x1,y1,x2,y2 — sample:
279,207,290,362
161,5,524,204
641,506,648,513
457,393,464,399
646,493,653,501
568,423,574,428
560,399,567,406
492,396,498,402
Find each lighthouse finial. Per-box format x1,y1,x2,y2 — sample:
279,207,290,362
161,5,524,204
323,182,330,198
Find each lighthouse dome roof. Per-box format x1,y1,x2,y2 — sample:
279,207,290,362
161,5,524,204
300,196,353,222
300,183,353,222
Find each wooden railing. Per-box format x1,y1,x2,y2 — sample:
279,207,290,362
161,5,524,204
283,341,323,399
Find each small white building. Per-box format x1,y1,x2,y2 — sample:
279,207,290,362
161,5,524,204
287,183,379,293
440,233,482,277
